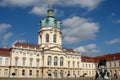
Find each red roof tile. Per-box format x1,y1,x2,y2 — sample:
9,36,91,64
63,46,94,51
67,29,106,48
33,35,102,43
81,56,95,62
65,49,75,53
81,52,120,62
0,48,10,57
14,43,40,49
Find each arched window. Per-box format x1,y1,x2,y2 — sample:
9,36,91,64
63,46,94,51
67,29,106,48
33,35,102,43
46,34,49,42
30,58,33,67
36,59,40,67
15,57,18,66
54,56,58,66
22,57,26,66
54,70,57,78
60,57,64,66
53,34,57,43
47,56,52,66
60,70,64,78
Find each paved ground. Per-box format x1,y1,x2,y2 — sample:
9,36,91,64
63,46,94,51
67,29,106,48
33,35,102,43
0,77,119,80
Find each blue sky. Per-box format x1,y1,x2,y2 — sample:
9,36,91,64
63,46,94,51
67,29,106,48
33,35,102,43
0,0,120,56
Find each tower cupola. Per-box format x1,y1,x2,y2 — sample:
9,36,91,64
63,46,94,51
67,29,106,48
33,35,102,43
39,2,61,29
38,2,62,48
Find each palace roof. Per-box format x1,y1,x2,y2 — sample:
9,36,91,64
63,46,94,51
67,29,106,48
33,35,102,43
0,48,10,57
81,56,95,62
81,52,120,62
14,43,40,49
65,49,76,53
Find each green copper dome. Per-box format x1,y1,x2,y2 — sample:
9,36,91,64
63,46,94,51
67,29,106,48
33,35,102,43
40,4,61,29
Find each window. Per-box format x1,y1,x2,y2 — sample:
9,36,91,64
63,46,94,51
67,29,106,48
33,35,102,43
114,61,116,66
110,70,112,75
83,63,84,68
86,64,87,68
15,51,19,55
73,62,75,68
29,70,32,76
23,52,26,55
78,71,80,76
54,70,57,78
68,61,70,68
48,56,52,66
60,70,63,78
109,62,111,67
60,57,64,66
77,62,79,68
92,64,93,68
54,56,58,66
15,57,18,66
30,58,33,67
22,58,26,66
89,71,91,75
89,64,90,68
36,59,39,67
53,34,57,43
46,34,49,42
30,52,33,56
4,69,8,77
0,58,2,64
15,69,17,76
92,71,94,75
5,58,9,65
36,70,39,77
68,71,70,76
86,71,88,75
73,71,75,76
48,70,51,77
22,69,25,76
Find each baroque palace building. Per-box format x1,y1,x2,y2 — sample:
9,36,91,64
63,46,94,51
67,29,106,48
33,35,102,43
0,3,120,78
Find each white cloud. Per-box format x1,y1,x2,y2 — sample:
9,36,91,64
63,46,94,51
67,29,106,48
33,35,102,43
11,40,26,46
0,23,13,47
106,38,120,44
114,19,120,24
62,16,99,44
0,0,104,16
0,23,11,34
74,44,100,55
1,32,13,46
29,6,47,16
57,0,103,10
0,0,38,7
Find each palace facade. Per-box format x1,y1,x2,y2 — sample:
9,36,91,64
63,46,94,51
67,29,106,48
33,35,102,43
0,3,120,78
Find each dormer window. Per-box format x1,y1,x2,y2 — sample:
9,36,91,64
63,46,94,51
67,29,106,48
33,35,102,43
46,18,49,23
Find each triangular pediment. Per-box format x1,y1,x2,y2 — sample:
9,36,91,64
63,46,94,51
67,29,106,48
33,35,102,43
44,46,66,54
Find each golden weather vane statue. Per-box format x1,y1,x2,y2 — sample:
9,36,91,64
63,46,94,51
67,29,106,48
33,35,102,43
49,0,53,8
